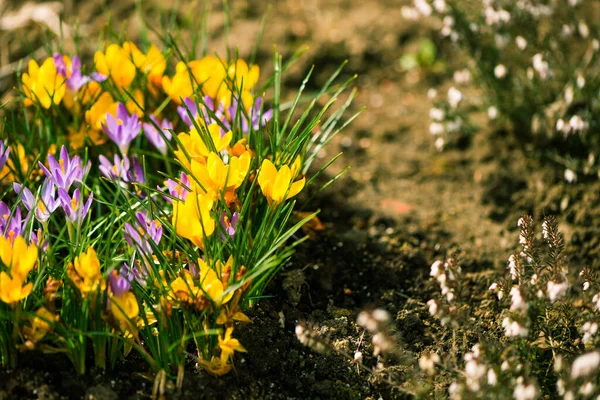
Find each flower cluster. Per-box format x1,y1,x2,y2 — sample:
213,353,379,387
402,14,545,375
1,24,355,382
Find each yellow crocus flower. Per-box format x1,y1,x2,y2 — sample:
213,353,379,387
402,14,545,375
110,291,140,334
258,159,306,204
172,193,215,248
218,327,246,365
198,258,233,306
0,143,31,183
175,123,232,169
123,42,166,93
21,58,66,109
162,56,227,103
190,151,251,203
0,235,38,281
23,307,59,344
85,92,118,130
94,44,137,89
67,247,104,297
0,271,33,304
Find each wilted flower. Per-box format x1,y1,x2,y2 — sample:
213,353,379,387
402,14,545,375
102,103,142,155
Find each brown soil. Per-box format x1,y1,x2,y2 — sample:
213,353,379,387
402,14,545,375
0,0,595,399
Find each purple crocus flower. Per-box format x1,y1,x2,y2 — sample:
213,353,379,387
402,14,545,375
53,53,91,92
124,212,163,255
220,211,239,240
226,96,273,133
177,96,225,129
102,103,141,155
58,188,93,229
99,154,130,183
0,142,10,172
120,263,147,286
0,202,28,239
143,116,173,156
162,172,190,203
39,146,90,191
128,157,146,199
14,180,59,224
109,270,131,297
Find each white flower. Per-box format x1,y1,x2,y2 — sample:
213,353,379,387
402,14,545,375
427,299,439,316
508,254,518,280
419,352,441,375
435,137,445,151
430,260,443,277
354,351,363,363
532,53,549,79
510,286,527,311
488,106,498,120
453,69,471,85
494,64,507,79
433,0,447,13
565,85,574,105
401,6,420,20
447,118,462,132
427,88,438,99
372,309,390,323
571,351,600,379
464,357,486,391
547,280,568,302
429,122,445,136
580,382,594,396
487,368,497,386
513,381,537,400
502,317,528,338
579,21,590,38
501,360,510,371
583,281,590,291
564,169,577,183
429,107,445,121
448,87,462,108
556,119,565,132
582,321,598,344
577,74,586,89
530,274,538,285
516,36,528,50
414,0,432,16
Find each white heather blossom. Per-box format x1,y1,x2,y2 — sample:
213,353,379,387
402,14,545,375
547,280,568,302
501,360,510,371
419,352,441,375
508,254,518,280
576,74,586,89
579,21,590,38
564,169,577,183
510,286,527,311
565,85,574,105
593,39,600,51
488,106,498,120
563,24,573,37
429,107,445,121
514,381,537,400
580,382,594,396
494,64,507,79
464,347,486,392
401,6,420,20
427,88,438,99
568,115,588,133
582,322,598,345
453,69,471,85
372,309,390,323
427,299,439,316
448,87,462,108
516,36,528,50
568,0,580,6
430,260,443,277
414,0,432,16
495,34,509,48
429,122,445,136
447,118,462,133
532,54,549,79
433,0,447,13
487,368,497,386
435,137,445,151
502,317,528,338
556,118,565,132
571,351,600,379
441,16,455,37
353,351,363,363
448,382,460,399
583,281,590,291
530,274,538,285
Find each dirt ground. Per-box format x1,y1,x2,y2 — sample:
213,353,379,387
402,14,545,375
0,0,596,398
